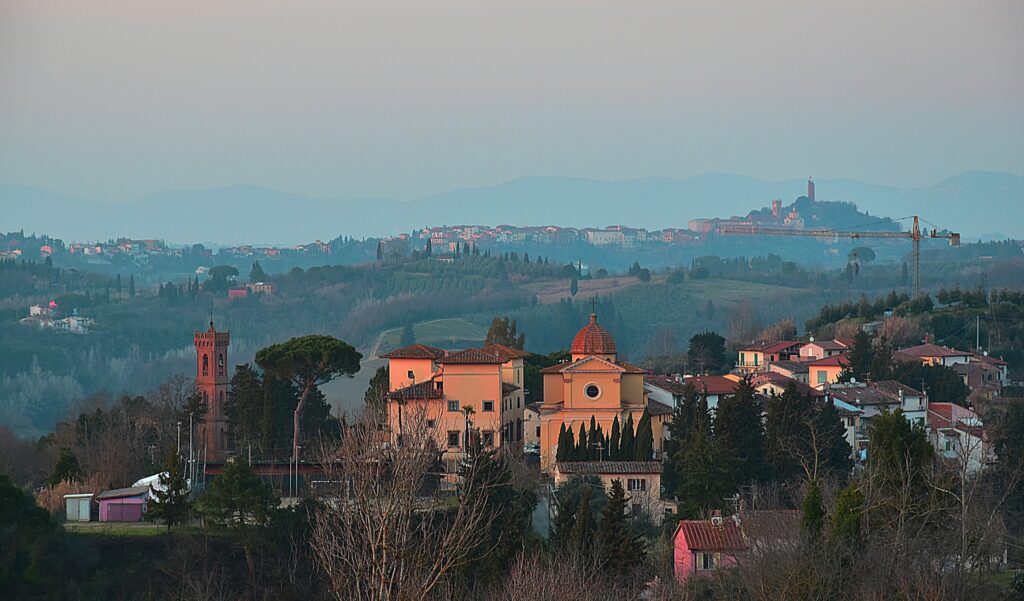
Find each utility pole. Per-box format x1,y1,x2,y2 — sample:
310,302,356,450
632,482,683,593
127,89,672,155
976,315,981,352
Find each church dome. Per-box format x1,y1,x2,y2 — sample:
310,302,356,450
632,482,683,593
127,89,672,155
570,313,616,356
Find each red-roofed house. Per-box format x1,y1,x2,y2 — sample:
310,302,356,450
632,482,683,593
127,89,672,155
895,343,972,367
736,340,801,373
682,375,742,412
799,339,850,361
383,342,529,470
927,403,991,473
673,513,745,581
807,354,849,389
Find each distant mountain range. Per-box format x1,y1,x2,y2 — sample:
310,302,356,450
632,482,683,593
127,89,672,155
3,171,1021,245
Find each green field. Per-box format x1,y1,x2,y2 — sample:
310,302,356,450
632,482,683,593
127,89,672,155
675,277,809,306
378,317,487,351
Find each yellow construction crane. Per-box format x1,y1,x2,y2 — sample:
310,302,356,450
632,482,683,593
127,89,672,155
717,216,960,298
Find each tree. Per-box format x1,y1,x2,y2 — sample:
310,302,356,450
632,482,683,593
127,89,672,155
714,378,766,484
197,457,278,578
758,319,797,343
633,410,653,460
363,365,389,425
249,261,266,282
556,423,570,462
670,422,735,518
848,246,876,263
485,316,525,349
609,416,621,461
255,335,362,483
570,278,578,297
765,383,851,482
891,361,970,406
425,238,432,257
129,274,135,297
687,331,728,375
48,447,81,486
571,486,596,551
830,484,864,545
457,442,536,590
224,364,266,452
619,413,635,462
842,329,874,382
400,323,416,346
801,479,825,541
597,480,645,581
376,240,383,262
147,451,192,532
205,265,240,293
576,423,588,461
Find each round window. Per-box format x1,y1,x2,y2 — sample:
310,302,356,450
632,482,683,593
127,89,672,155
585,384,601,399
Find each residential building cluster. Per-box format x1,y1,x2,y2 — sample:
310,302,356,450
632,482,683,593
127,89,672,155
21,302,94,334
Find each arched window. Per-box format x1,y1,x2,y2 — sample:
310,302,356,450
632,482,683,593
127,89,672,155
202,354,209,377
218,353,225,376
219,391,225,404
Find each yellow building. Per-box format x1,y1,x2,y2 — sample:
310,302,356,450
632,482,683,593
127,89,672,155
538,314,671,470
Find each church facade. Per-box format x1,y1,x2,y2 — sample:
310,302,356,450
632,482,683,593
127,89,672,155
539,313,671,470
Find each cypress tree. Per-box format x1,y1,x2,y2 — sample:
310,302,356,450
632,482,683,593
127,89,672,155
595,423,606,461
620,413,635,462
571,486,595,550
147,451,193,532
587,416,598,459
129,274,136,297
556,423,569,462
609,416,621,461
576,423,588,461
801,479,825,541
634,409,653,460
597,479,645,579
714,377,767,484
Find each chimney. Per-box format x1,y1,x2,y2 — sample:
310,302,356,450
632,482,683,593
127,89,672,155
711,509,723,527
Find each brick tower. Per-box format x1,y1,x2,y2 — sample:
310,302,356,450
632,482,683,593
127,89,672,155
807,177,815,202
194,320,230,460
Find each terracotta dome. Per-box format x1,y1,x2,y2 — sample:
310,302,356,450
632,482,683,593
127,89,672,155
570,313,617,356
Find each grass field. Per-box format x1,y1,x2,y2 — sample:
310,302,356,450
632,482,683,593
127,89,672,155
63,522,171,536
377,317,487,351
676,277,808,306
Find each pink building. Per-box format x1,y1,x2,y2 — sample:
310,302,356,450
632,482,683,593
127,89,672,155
96,485,151,522
673,515,744,581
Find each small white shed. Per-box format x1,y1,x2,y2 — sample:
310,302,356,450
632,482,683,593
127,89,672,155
64,493,94,522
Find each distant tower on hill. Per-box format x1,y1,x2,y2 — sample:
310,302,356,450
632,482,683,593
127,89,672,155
807,177,815,202
771,198,782,219
194,320,230,460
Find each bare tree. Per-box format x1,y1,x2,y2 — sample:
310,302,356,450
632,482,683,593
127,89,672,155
308,407,495,601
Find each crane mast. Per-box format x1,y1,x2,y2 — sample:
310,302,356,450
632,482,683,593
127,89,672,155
718,215,960,298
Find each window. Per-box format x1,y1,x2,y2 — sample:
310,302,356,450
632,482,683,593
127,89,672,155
585,384,601,399
482,430,494,447
448,400,460,412
483,400,494,412
847,417,855,427
753,354,759,366
407,370,415,379
426,419,436,429
447,431,461,447
697,552,718,571
218,353,225,376
516,419,523,441
202,354,209,376
536,426,541,438
627,478,647,492
517,397,521,408
816,370,827,384
740,352,746,366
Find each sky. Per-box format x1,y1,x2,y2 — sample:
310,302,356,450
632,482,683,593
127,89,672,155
1,0,1022,203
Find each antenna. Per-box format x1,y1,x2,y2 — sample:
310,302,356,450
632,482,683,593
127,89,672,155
591,297,597,314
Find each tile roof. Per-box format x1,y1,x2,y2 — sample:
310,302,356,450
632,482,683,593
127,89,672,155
571,313,617,356
870,380,923,398
769,360,809,374
380,344,446,360
804,340,849,351
739,340,800,353
480,343,531,361
557,461,662,475
898,343,971,358
684,375,739,396
645,374,690,395
752,372,823,398
826,384,895,406
501,382,521,396
386,381,444,401
676,519,746,552
805,353,849,367
972,353,1007,367
436,348,506,365
96,485,151,500
646,399,674,416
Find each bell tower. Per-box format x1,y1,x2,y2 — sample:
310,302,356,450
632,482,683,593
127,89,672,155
194,320,230,460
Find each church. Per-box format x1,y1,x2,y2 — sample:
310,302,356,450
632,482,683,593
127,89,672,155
538,313,671,470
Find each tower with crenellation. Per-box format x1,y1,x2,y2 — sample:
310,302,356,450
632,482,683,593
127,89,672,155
194,320,230,460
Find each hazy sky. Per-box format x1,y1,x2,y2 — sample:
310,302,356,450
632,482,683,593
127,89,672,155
1,0,1022,202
